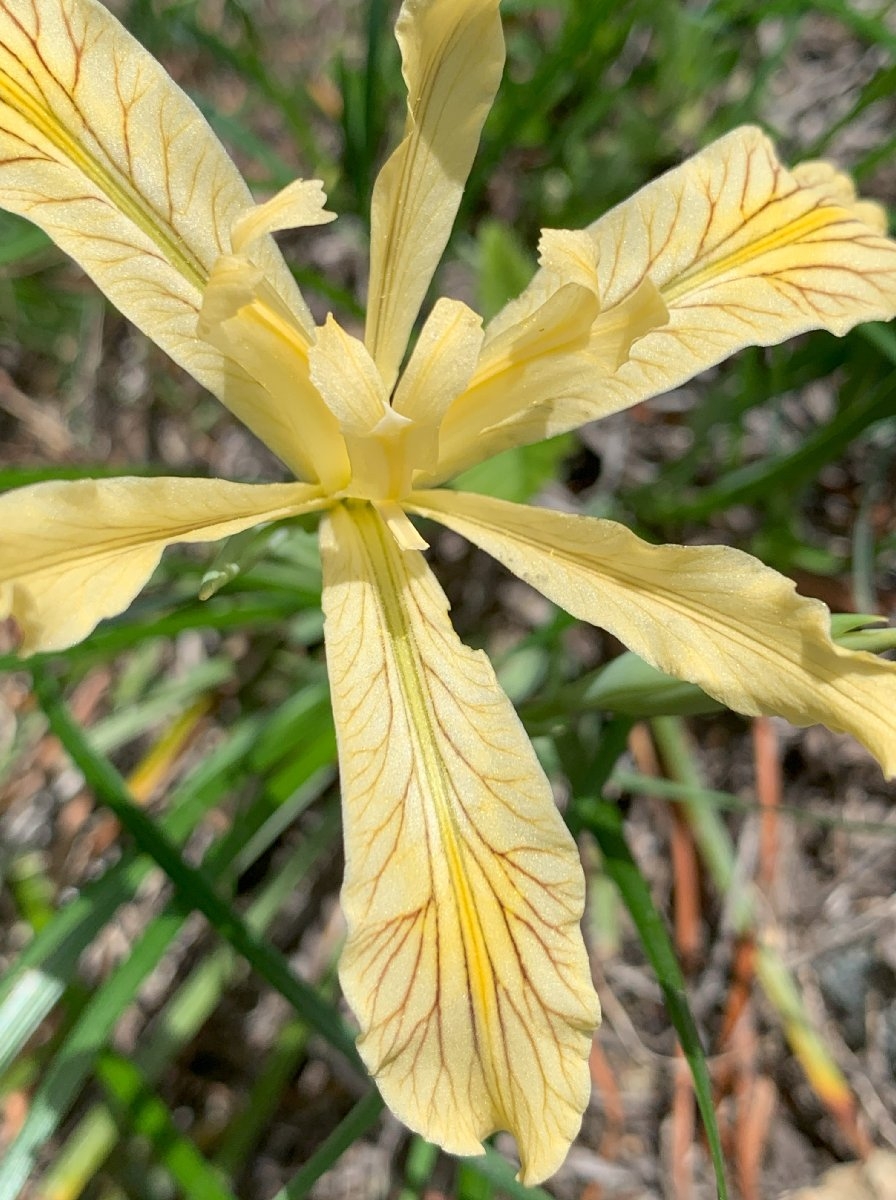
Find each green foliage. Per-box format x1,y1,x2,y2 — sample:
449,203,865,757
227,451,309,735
452,435,575,505
474,219,536,321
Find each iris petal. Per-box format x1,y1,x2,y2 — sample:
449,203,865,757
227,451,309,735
365,0,504,389
1,476,324,654
321,502,598,1185
410,489,896,778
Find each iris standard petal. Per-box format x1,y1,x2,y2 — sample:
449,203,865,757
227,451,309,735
320,501,599,1185
364,0,504,391
0,475,324,654
392,297,484,429
409,490,896,778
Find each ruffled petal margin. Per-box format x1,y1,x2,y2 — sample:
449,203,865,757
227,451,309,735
431,126,896,480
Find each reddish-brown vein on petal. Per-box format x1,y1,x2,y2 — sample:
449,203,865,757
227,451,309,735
410,489,896,780
319,502,598,1186
583,126,896,418
1,475,325,655
364,0,504,390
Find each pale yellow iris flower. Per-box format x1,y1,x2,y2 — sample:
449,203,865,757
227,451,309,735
2,0,896,1183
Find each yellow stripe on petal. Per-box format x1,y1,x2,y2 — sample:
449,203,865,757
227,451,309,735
0,476,325,654
320,502,598,1185
364,0,504,390
458,282,600,416
409,490,896,778
434,128,896,480
0,0,306,435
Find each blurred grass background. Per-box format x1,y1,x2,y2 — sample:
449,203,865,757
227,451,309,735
1,0,896,1197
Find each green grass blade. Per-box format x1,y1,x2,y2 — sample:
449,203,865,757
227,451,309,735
88,659,232,755
95,1051,239,1200
272,1091,385,1200
650,717,860,1125
463,1148,554,1200
634,369,896,522
573,795,729,1200
0,907,186,1198
30,663,360,1067
31,799,341,1198
0,721,258,1079
809,0,896,53
21,823,323,1200
399,1138,440,1199
0,595,308,674
610,768,896,837
212,1011,320,1175
5,707,282,1192
456,1161,494,1200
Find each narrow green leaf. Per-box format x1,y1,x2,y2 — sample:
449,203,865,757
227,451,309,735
96,1051,238,1200
272,1091,385,1200
456,1161,494,1200
609,769,896,837
462,1148,555,1200
30,664,360,1066
573,796,729,1200
0,721,258,1079
0,907,185,1198
37,803,340,1198
399,1137,440,1199
88,659,232,754
632,369,896,523
0,595,307,674
650,717,860,1128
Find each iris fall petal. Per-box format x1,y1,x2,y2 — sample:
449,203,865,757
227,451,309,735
320,502,599,1184
0,476,323,654
409,490,896,778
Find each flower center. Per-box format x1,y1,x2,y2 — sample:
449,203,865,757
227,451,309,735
339,407,437,504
